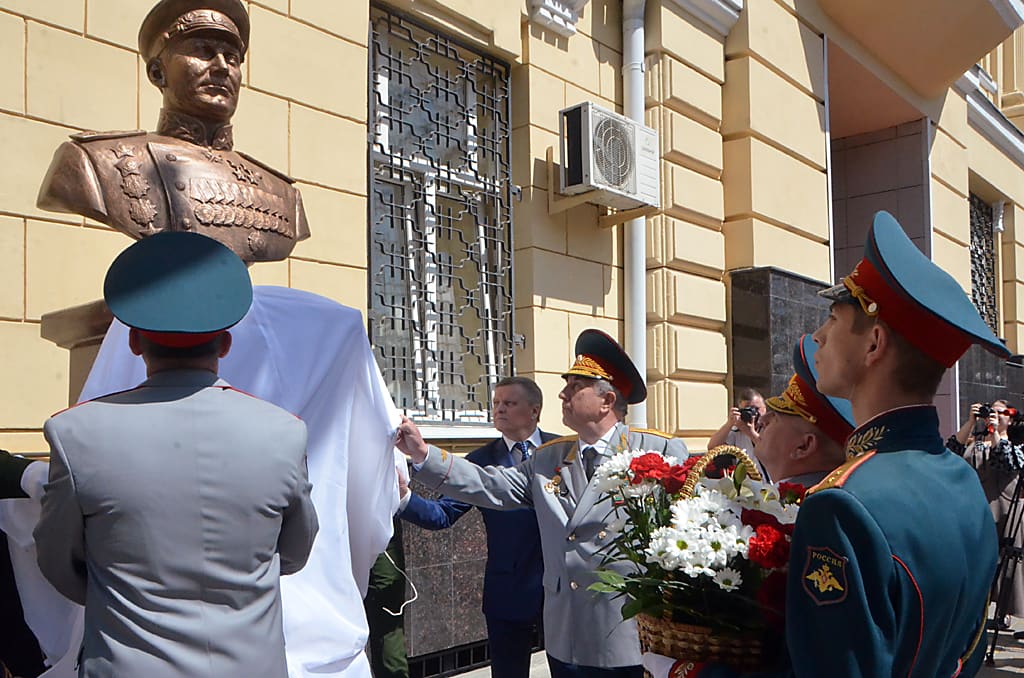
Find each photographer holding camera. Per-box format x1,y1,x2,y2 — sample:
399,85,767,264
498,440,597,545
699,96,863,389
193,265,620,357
707,388,765,457
948,400,1024,630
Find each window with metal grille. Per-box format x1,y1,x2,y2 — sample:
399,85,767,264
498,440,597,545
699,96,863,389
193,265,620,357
368,5,514,425
969,193,999,333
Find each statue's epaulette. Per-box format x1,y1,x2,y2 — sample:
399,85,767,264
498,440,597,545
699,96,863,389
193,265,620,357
536,435,575,451
806,451,877,496
628,426,673,439
237,150,296,184
70,129,146,143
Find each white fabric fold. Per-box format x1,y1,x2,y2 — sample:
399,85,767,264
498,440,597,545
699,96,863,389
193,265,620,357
8,286,401,678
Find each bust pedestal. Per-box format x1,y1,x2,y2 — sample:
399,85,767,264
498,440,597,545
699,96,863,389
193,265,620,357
40,300,113,406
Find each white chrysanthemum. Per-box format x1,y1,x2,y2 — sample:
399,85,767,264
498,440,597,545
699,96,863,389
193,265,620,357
713,567,742,592
646,525,714,573
622,480,660,498
591,449,636,492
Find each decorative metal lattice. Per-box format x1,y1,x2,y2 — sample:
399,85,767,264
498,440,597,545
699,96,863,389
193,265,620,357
368,5,514,423
969,193,999,333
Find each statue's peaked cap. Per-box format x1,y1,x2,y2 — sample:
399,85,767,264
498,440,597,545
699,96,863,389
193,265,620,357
139,0,250,61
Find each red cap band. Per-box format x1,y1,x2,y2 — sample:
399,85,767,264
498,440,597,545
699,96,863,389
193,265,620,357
848,258,971,367
139,330,224,348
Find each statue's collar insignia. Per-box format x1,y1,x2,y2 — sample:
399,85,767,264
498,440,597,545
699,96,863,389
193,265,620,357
157,109,234,151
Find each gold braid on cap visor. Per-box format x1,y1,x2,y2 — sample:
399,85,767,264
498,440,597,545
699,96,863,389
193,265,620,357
766,376,818,425
564,354,613,381
157,10,241,56
843,266,879,317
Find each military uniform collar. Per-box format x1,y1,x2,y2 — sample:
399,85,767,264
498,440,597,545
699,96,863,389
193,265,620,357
156,109,234,150
845,404,943,457
142,367,224,388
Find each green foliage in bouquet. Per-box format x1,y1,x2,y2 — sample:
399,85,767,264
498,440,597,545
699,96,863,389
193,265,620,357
589,446,806,634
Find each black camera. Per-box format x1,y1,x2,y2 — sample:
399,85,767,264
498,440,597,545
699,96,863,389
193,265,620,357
977,404,993,420
739,406,760,424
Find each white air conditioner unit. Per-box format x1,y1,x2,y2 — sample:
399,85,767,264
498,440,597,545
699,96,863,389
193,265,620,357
559,101,660,210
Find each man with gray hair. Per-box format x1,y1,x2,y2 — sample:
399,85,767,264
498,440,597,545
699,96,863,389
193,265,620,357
395,329,689,678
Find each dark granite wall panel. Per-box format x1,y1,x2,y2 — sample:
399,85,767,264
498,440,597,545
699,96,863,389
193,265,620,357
731,271,1020,437
730,267,831,401
957,344,1024,420
402,480,488,657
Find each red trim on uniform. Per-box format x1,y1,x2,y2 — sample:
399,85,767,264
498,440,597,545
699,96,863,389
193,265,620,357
952,659,963,678
834,450,876,488
849,258,971,367
49,385,147,417
139,329,223,348
669,659,707,678
892,555,924,676
792,373,853,445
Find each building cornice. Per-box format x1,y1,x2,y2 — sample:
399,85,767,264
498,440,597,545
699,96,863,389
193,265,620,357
528,0,588,37
664,0,743,38
956,66,1024,170
987,0,1024,30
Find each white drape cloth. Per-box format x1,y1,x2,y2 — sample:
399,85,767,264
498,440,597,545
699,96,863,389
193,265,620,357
2,286,400,678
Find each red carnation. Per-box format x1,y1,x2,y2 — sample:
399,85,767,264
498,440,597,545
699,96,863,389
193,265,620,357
741,508,781,530
747,523,790,570
662,464,689,494
778,482,807,503
629,453,671,484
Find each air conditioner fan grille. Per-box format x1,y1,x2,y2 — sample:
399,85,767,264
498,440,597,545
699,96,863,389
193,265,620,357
592,115,634,188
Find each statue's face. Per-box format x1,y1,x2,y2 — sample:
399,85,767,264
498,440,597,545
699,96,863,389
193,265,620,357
159,33,242,123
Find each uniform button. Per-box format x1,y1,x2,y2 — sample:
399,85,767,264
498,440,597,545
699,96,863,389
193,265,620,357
175,181,186,191
570,581,579,590
181,218,192,230
598,530,607,539
568,533,576,541
166,154,177,162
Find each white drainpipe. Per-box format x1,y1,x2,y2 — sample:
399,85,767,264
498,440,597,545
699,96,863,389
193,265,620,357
623,0,647,426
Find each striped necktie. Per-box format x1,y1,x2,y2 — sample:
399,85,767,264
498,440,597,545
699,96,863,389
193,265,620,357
514,440,531,462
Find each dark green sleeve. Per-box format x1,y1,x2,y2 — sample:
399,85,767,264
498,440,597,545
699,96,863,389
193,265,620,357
782,489,898,676
0,450,31,499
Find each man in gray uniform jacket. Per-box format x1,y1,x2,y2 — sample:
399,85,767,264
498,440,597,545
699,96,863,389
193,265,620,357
396,330,688,678
34,232,318,678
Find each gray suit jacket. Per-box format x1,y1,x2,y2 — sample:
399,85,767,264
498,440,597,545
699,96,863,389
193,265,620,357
34,369,318,678
415,422,688,668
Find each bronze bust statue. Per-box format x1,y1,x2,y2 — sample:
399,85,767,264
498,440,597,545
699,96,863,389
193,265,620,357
37,0,309,263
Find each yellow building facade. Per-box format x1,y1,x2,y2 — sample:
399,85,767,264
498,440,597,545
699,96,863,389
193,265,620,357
0,0,1022,457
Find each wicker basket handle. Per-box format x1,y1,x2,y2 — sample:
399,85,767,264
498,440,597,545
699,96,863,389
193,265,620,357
679,445,763,498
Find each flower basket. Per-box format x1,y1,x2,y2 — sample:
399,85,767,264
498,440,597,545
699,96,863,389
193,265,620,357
589,444,803,673
636,446,767,671
636,613,765,671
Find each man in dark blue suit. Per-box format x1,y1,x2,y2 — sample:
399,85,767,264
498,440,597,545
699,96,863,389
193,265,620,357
399,376,556,678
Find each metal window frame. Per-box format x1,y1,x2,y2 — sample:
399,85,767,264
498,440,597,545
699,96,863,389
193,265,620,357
367,3,514,426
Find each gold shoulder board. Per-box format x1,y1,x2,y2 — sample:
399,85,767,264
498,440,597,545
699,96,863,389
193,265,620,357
807,451,876,496
70,130,146,143
628,426,673,439
536,435,575,450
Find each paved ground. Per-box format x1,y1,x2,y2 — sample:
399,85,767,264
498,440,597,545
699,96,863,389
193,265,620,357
980,617,1024,676
452,623,1024,677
